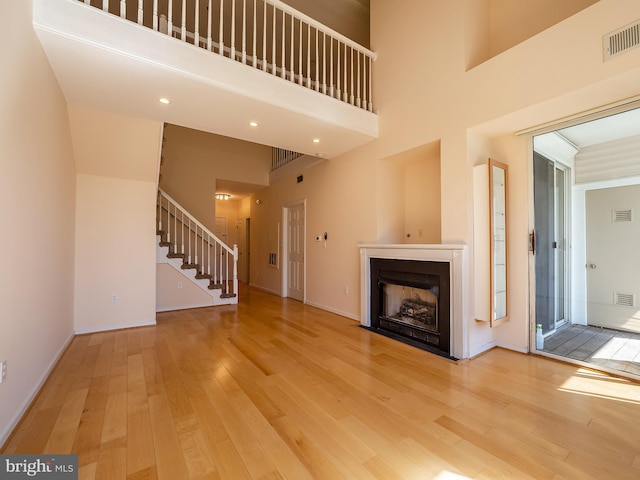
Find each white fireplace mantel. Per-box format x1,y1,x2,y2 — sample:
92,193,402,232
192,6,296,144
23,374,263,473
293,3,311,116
359,244,468,359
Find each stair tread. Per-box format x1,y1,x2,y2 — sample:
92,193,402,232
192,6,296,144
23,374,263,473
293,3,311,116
167,253,185,258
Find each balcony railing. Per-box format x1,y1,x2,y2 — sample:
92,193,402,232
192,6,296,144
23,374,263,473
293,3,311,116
80,0,376,111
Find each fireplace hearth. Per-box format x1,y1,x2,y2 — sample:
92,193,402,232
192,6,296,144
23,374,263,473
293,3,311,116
359,244,466,360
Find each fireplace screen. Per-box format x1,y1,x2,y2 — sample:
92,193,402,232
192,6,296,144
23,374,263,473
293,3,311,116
382,284,439,333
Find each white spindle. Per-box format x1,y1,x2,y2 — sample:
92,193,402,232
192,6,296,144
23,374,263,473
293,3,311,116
137,0,143,24
242,0,247,63
173,205,177,252
231,0,236,60
207,0,212,51
207,237,211,275
350,47,354,104
315,29,319,91
168,0,173,32
271,5,276,74
102,0,108,11
166,200,171,243
289,14,294,81
181,211,185,254
219,0,224,55
356,51,361,107
343,43,347,102
362,53,367,110
262,0,267,71
120,0,126,18
194,0,199,47
188,218,191,263
298,19,303,85
336,41,341,99
368,55,373,111
281,10,286,79
322,32,326,94
306,26,310,87
181,0,186,41
153,0,158,30
252,0,257,67
329,37,334,97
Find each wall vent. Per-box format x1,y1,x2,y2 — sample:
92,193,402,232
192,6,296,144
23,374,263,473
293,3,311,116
603,19,640,61
612,208,633,223
268,252,278,267
614,292,635,308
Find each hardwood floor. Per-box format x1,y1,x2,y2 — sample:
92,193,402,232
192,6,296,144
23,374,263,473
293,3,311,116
542,324,640,376
3,285,640,479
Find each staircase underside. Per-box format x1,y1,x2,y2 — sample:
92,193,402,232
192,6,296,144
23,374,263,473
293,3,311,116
33,0,378,159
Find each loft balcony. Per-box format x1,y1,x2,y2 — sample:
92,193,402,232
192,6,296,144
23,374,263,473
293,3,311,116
33,0,378,158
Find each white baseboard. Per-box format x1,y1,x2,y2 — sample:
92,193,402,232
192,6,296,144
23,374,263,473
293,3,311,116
0,331,74,448
303,300,360,322
74,319,156,335
469,340,497,358
248,283,281,297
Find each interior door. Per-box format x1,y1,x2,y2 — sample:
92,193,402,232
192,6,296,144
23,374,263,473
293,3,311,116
286,203,305,301
586,185,640,333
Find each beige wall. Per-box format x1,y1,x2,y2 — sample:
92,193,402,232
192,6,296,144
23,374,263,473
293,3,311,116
0,1,77,444
249,0,640,356
156,263,213,312
70,108,162,333
160,124,270,233
74,174,158,332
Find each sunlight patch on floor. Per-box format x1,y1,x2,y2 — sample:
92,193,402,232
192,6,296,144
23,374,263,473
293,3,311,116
557,368,640,404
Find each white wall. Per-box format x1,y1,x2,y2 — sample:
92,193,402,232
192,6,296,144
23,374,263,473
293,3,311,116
250,0,640,358
69,107,162,333
0,1,76,445
74,175,158,333
156,263,213,312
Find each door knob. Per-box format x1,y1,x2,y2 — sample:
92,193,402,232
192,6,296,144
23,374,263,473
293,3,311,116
588,263,597,269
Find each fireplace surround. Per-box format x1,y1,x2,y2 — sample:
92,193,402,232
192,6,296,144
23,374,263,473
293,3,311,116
359,244,467,360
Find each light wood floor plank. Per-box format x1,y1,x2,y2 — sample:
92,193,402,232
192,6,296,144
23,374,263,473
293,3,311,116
3,285,640,479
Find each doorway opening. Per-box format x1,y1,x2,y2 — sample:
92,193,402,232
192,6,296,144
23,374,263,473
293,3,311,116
532,106,640,378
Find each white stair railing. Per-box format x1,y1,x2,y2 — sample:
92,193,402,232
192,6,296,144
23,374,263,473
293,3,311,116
80,0,376,111
271,147,304,171
157,189,238,298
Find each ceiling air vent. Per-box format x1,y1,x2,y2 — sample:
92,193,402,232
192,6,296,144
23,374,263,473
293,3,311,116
615,292,635,308
612,208,633,223
603,19,640,61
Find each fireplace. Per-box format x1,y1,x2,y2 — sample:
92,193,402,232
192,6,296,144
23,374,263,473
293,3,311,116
359,244,466,360
370,258,450,357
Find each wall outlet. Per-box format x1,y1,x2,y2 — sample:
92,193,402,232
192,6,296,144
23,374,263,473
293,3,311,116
178,282,183,289
344,286,349,295
418,228,424,238
0,361,6,384
111,294,118,303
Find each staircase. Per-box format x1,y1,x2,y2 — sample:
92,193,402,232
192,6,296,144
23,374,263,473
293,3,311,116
157,189,238,306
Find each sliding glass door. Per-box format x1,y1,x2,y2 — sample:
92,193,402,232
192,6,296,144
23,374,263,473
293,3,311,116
534,153,569,336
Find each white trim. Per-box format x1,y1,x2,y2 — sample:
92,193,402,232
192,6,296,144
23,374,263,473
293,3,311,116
74,320,156,335
517,97,640,137
0,332,74,447
359,244,467,359
304,300,360,322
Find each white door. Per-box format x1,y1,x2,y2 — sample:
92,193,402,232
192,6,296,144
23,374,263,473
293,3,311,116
586,185,640,333
286,203,305,301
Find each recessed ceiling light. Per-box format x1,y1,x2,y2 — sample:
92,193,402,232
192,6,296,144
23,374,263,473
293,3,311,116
249,121,259,127
159,97,171,105
313,138,320,143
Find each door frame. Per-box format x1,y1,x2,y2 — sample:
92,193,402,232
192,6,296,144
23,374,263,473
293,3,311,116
281,199,306,301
